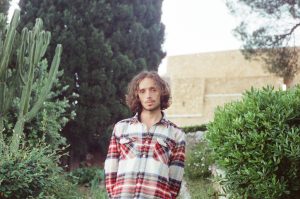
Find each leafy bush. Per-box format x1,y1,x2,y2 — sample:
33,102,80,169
70,167,104,186
90,170,108,199
24,66,76,150
182,124,207,133
4,66,76,151
0,140,81,199
180,178,216,199
0,10,80,199
185,141,213,179
207,86,300,199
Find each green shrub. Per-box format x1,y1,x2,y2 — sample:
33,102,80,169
0,10,80,199
70,167,104,186
23,67,76,150
0,140,81,199
182,124,207,133
181,178,217,199
185,141,213,179
207,86,300,199
90,169,108,199
7,68,76,151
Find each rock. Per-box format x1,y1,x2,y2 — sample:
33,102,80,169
178,179,191,199
195,131,204,141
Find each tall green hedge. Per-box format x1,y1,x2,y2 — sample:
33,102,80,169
207,86,300,199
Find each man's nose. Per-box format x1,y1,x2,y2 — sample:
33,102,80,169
145,90,152,98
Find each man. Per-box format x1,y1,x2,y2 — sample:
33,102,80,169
105,71,185,199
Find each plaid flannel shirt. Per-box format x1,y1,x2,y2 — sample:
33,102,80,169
104,113,185,199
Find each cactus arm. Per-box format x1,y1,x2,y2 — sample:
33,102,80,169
25,45,62,121
10,116,25,152
17,28,28,85
0,80,6,129
0,10,19,78
32,19,50,65
11,45,62,151
0,11,19,131
19,19,52,116
0,9,63,151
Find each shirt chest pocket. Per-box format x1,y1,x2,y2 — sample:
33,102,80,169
119,137,140,159
153,138,173,165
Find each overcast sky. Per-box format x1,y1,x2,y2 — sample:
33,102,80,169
159,0,242,74
8,0,242,74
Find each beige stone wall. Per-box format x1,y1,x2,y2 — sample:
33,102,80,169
167,78,205,116
164,50,288,127
292,74,300,87
167,50,271,79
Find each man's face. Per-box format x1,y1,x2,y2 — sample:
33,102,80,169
137,77,161,112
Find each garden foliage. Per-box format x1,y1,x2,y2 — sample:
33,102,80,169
0,10,80,198
0,141,80,198
69,167,108,198
207,86,300,198
182,124,207,133
185,141,213,179
0,10,62,152
70,167,104,186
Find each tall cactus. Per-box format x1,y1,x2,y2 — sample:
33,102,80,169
0,10,62,152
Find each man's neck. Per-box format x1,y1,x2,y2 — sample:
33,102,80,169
140,109,162,130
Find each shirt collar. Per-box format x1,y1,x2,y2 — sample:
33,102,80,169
131,112,169,127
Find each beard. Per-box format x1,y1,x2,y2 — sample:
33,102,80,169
142,102,161,112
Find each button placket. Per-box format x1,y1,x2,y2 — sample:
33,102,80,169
141,141,147,158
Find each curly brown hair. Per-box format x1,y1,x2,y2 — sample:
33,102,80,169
126,71,171,113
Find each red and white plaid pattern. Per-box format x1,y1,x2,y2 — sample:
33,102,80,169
104,113,185,199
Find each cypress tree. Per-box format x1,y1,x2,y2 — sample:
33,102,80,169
19,0,165,159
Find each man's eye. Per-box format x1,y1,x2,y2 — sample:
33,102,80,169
139,90,145,93
151,88,157,92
